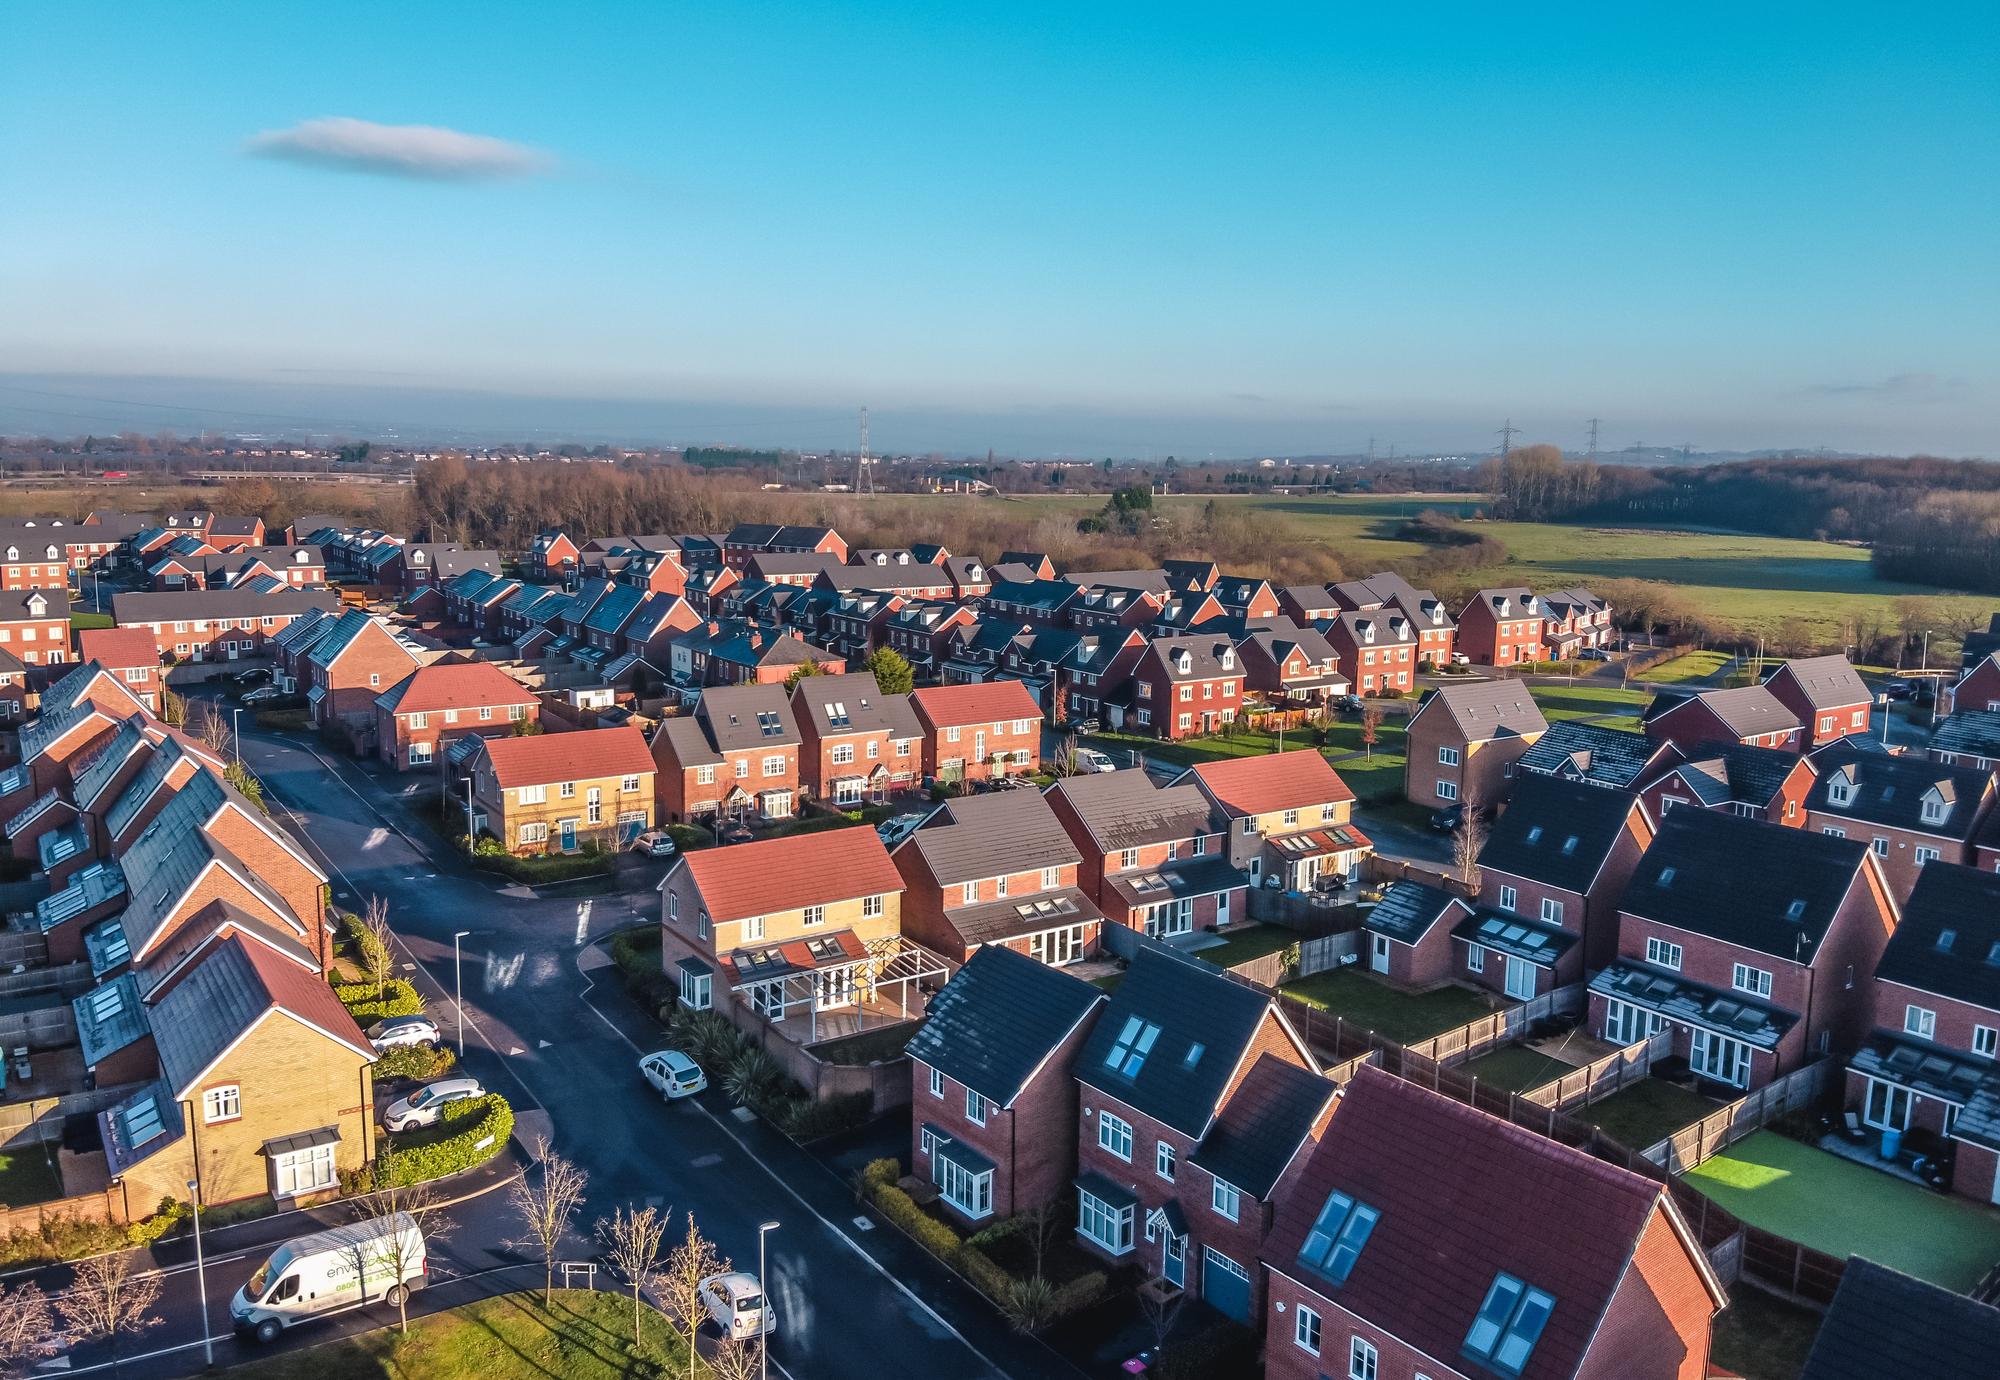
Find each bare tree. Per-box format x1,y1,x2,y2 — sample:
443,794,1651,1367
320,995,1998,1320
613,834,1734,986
660,1210,729,1380
1360,702,1383,760
1052,734,1080,777
1138,1280,1186,1362
159,688,187,727
348,1181,453,1335
190,702,233,759
358,893,397,999
58,1253,162,1377
0,1281,58,1379
598,1204,672,1349
708,1336,762,1380
1452,797,1488,889
507,1138,589,1304
1016,1199,1061,1282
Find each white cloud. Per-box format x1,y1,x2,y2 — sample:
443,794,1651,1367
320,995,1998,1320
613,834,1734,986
244,117,553,180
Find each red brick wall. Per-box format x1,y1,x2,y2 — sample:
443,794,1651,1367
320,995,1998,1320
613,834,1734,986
1375,924,1458,990
1131,671,1245,740
1574,1206,1715,1380
0,616,74,667
313,623,418,733
1804,812,1980,904
1476,874,1589,988
1074,1089,1180,1265
1869,979,1999,1063
1264,1278,1452,1380
922,717,1040,781
206,806,330,970
1951,1142,1999,1205
1643,698,1799,752
1950,659,2000,715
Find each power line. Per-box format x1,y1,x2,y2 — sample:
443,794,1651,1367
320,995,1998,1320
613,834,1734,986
853,406,874,496
1496,418,1520,456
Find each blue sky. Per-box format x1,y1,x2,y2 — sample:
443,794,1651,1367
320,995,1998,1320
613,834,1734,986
2,4,1996,455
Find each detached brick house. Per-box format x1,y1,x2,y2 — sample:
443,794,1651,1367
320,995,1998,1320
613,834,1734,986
1636,741,1816,827
1182,750,1369,892
1642,684,1801,752
527,528,581,582
658,826,904,1037
1047,769,1248,940
1519,719,1670,792
76,627,164,713
790,672,923,804
1764,655,1874,747
1235,621,1347,708
1589,809,1896,1092
1804,745,1995,903
1456,588,1547,667
1325,609,1415,697
650,683,802,824
905,945,1105,1223
1123,636,1245,739
892,790,1101,966
1842,862,2000,1203
909,680,1042,784
1404,680,1549,808
1072,948,1318,1323
303,610,421,747
1462,773,1653,994
373,658,539,770
467,726,656,854
1263,1066,1724,1380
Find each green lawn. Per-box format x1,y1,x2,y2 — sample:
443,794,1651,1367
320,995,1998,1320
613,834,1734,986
1281,969,1497,1046
1197,923,1297,971
1460,1046,1572,1094
225,1289,707,1379
1710,1286,1824,1380
1318,718,1409,757
0,1147,63,1208
1527,684,1650,723
68,610,114,631
1684,1131,2000,1291
1635,650,1733,684
1580,1078,1720,1152
1330,751,1408,804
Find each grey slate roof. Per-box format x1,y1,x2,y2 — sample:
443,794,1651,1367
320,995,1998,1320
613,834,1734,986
695,683,801,751
1104,857,1247,910
1621,808,1867,961
908,791,1081,886
1873,862,2000,1013
1722,741,1809,804
1518,719,1658,787
1451,909,1578,968
1477,774,1636,894
1046,770,1213,854
1767,654,1871,710
1589,961,1798,1050
72,716,150,810
1361,879,1468,944
1077,946,1287,1139
1412,680,1547,742
942,888,1103,946
112,588,335,623
791,673,915,738
903,944,1103,1106
1799,1257,2000,1380
1807,745,1991,839
1645,683,1799,739
1186,1053,1333,1200
105,733,192,840
1930,708,2000,760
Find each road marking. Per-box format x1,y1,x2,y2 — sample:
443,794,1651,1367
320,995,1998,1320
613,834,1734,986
362,826,389,850
576,968,1008,1379
691,1153,722,1169
852,1217,873,1231
573,899,593,946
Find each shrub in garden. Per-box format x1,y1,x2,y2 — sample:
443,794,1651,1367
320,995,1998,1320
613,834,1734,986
335,977,424,1023
377,1094,514,1187
372,1044,457,1084
873,1185,962,1259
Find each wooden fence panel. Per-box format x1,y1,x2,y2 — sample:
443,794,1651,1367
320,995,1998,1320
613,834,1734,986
1641,1063,1830,1174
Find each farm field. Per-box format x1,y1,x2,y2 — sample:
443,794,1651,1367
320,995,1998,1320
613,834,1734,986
959,492,1976,644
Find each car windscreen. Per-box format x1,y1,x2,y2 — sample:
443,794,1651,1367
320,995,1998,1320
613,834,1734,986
735,1294,763,1311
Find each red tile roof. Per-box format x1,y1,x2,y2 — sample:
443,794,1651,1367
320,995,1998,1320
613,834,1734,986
1189,749,1354,816
478,725,654,789
910,679,1042,728
1267,1067,1685,1380
78,627,163,671
377,660,538,716
679,828,903,923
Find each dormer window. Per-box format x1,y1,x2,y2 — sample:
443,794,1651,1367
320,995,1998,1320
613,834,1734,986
1827,774,1855,807
1176,653,1192,675
1219,650,1235,670
1920,790,1947,825
3,548,15,561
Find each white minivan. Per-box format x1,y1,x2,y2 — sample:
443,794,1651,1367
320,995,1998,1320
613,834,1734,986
230,1213,427,1343
700,1271,777,1341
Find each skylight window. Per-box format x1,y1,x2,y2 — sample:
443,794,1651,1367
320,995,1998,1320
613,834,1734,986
1183,1041,1205,1067
1786,899,1807,921
1463,1273,1556,1377
1656,867,1676,887
88,984,126,1021
123,1094,165,1147
1561,836,1579,855
1936,928,1957,953
1104,1016,1160,1077
1525,826,1543,844
1298,1189,1379,1285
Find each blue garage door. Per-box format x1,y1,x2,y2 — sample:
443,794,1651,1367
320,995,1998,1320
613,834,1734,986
1202,1246,1251,1323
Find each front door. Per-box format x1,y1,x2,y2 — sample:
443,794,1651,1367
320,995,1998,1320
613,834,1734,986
1214,890,1230,928
973,730,986,763
1505,956,1537,1001
1163,1234,1185,1288
1369,933,1392,974
559,818,577,851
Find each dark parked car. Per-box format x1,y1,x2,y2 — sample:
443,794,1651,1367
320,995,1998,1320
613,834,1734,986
1882,681,1913,702
1430,802,1494,832
719,823,755,845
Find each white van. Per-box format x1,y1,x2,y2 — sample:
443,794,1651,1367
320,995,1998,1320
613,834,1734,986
699,1271,777,1341
230,1213,427,1343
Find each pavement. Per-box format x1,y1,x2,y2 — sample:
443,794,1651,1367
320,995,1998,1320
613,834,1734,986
24,697,1080,1380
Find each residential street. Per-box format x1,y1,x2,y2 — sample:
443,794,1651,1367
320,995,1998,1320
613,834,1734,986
25,704,1076,1380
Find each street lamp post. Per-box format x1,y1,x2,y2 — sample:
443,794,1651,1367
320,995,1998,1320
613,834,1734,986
232,706,243,764
453,930,472,1055
757,1220,780,1380
187,1176,213,1369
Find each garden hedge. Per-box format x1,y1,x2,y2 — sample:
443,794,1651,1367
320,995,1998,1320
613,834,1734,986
372,1044,457,1084
378,1093,513,1187
335,977,424,1022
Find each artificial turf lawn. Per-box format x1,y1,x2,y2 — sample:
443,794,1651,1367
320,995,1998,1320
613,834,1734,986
1280,969,1496,1046
1459,1046,1572,1094
1580,1078,1720,1152
1683,1131,2000,1291
0,1148,63,1208
226,1289,706,1379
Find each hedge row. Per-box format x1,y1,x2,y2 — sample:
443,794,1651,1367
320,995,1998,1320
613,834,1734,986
857,1163,1103,1330
335,977,424,1023
378,1093,514,1187
340,911,392,978
372,1043,457,1084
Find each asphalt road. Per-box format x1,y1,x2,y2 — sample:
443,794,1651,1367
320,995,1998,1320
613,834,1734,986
28,701,1075,1380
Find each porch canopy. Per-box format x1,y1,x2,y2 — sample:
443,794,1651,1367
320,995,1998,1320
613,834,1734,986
723,932,954,1042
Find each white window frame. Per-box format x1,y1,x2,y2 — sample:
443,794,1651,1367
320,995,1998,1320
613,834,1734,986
678,967,711,1010
273,1141,337,1197
1348,1335,1378,1380
1294,1304,1321,1356
937,1156,993,1220
1498,885,1517,913
965,1088,988,1126
1077,1190,1133,1255
1975,1025,1998,1059
1211,1178,1240,1222
1645,937,1682,971
1438,745,1460,766
1467,943,1485,974
1436,780,1457,801
929,1066,944,1098
1539,897,1563,925
1155,1140,1176,1182
1905,1005,1937,1040
1097,1111,1133,1161
202,1085,241,1123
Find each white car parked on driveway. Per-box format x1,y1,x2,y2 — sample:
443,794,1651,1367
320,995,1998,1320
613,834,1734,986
383,1077,486,1132
366,1015,441,1053
639,1049,707,1099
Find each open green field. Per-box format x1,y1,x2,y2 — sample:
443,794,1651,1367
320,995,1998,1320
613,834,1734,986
1684,1131,2000,1291
1638,650,1733,684
227,1289,707,1380
962,491,1979,643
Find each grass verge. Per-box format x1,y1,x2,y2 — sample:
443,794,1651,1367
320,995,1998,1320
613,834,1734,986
222,1288,706,1379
